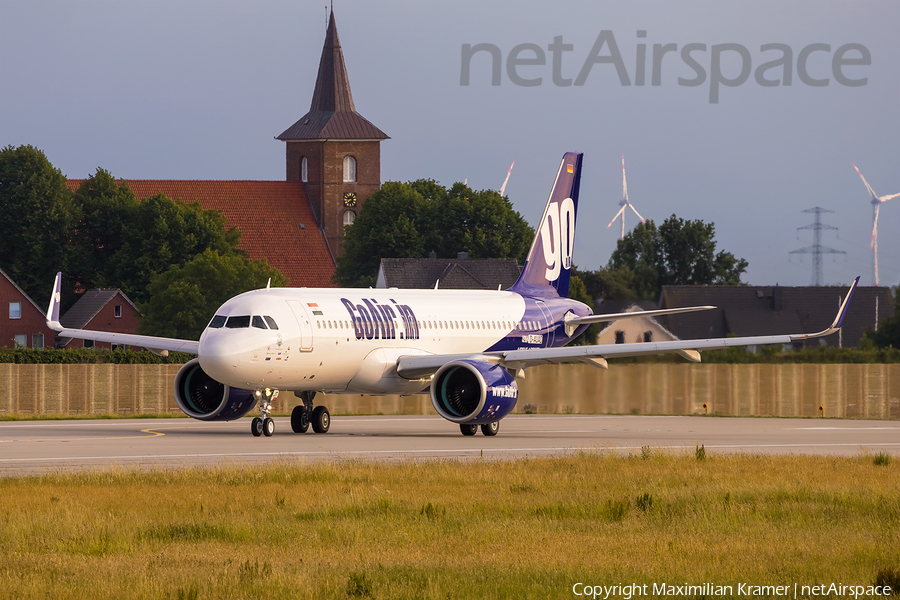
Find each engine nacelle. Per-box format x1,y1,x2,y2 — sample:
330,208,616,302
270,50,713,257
430,360,518,424
173,358,256,421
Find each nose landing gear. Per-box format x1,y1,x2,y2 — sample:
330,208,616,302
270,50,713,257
251,388,279,437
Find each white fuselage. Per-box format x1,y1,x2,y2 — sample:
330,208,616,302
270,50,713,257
198,287,547,395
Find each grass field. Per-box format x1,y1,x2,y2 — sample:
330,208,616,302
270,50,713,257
1,451,898,599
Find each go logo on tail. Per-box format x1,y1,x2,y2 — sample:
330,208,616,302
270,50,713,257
541,198,575,281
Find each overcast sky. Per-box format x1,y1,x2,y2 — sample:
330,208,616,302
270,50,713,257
2,1,898,288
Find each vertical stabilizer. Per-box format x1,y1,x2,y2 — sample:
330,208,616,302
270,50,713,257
509,152,583,297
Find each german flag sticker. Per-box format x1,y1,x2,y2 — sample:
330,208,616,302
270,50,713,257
567,164,573,173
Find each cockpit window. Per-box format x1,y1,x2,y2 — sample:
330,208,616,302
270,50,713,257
208,315,227,329
225,315,251,328
252,316,267,329
263,316,279,330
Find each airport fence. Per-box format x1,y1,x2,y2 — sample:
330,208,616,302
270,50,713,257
0,363,897,419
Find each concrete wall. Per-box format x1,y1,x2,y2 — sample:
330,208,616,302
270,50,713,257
1,363,897,419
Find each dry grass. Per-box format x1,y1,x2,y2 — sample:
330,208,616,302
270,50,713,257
1,452,898,599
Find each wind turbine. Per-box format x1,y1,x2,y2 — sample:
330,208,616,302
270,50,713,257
606,155,646,239
853,163,900,286
499,160,515,197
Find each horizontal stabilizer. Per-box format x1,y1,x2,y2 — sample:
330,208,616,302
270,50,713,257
565,305,717,327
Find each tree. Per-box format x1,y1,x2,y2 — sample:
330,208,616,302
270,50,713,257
139,250,288,340
335,180,534,287
71,168,140,292
93,190,242,305
335,181,429,287
425,181,533,262
866,286,900,349
606,215,748,301
567,274,601,345
0,145,79,305
593,265,639,303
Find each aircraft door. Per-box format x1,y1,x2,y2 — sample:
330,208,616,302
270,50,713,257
287,300,314,351
535,300,554,347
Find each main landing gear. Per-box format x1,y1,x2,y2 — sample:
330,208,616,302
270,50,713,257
251,388,279,437
290,391,330,435
460,421,500,436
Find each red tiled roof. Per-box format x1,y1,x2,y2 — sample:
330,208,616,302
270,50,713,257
67,180,335,287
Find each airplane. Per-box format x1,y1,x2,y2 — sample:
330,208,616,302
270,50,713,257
45,152,860,437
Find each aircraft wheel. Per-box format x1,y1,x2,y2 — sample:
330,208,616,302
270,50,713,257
263,417,275,437
460,424,478,436
251,417,263,437
481,422,500,436
312,406,330,433
291,405,310,433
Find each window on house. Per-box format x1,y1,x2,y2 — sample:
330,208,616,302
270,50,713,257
14,334,27,347
9,302,21,319
84,339,95,349
643,331,653,343
114,305,122,318
343,156,357,182
301,156,308,182
32,333,44,350
614,330,625,344
343,211,356,227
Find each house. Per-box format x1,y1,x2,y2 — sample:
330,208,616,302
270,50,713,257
0,267,56,349
66,11,386,288
595,304,680,346
376,256,522,290
58,289,141,350
658,284,894,348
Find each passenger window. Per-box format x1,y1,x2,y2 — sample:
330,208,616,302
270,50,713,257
208,315,227,328
263,316,279,330
252,316,267,329
225,316,251,328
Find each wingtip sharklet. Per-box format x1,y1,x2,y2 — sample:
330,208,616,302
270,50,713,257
831,276,859,330
790,276,859,341
45,271,63,329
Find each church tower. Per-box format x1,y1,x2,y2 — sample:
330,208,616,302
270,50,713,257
277,11,388,257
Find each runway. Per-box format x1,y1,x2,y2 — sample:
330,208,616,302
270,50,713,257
1,415,899,475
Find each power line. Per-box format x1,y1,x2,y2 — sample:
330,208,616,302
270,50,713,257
789,207,846,286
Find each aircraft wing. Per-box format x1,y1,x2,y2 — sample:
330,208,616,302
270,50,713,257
45,273,199,356
397,277,859,379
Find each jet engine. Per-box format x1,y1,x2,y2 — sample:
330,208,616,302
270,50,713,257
430,360,518,424
173,358,256,421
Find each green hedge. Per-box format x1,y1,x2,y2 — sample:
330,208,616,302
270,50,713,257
0,347,194,364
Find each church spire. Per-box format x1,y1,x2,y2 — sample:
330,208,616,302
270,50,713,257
308,12,355,113
276,11,387,141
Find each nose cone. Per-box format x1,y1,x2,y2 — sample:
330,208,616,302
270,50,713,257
198,330,242,384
